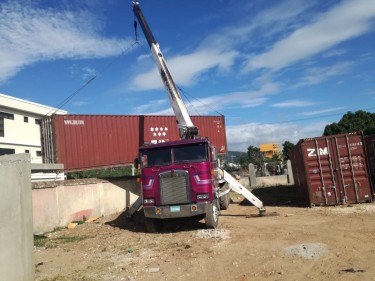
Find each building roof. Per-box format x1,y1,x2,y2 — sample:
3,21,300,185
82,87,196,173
0,93,67,116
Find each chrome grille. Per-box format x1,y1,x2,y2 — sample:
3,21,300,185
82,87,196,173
159,170,190,205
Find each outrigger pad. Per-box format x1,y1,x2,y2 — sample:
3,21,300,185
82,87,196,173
246,211,280,218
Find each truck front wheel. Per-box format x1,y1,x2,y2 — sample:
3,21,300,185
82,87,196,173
205,200,219,229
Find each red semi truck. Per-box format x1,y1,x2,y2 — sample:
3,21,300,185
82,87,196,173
131,2,265,232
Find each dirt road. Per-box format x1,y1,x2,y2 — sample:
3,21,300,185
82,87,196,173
34,186,375,281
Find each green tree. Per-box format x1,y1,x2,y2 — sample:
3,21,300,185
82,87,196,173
237,152,249,170
323,110,375,136
282,141,295,160
247,145,264,166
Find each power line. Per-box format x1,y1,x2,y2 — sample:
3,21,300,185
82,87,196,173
45,41,139,117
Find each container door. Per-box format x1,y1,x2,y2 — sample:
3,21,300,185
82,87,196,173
303,138,339,206
364,136,375,193
332,134,372,204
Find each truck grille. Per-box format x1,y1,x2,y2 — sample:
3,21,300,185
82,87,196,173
159,170,190,205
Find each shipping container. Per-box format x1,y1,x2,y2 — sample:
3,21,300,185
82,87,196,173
364,135,375,191
41,114,227,171
290,133,373,206
140,115,227,154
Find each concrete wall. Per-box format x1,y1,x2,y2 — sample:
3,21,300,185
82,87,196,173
0,154,34,281
240,174,289,188
254,175,289,187
247,160,294,188
32,177,140,233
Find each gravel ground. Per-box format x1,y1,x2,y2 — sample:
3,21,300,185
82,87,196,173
34,186,375,281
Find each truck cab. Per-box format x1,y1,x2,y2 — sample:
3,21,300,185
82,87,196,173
139,138,225,232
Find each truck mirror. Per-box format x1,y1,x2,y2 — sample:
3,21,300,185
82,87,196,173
134,157,139,169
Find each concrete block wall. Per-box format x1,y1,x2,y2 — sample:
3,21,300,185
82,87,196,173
0,154,34,281
32,178,140,233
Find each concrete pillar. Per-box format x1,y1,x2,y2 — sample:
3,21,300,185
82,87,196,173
287,160,294,185
0,154,34,281
248,163,257,187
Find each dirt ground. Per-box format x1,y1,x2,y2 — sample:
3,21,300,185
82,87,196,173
34,186,375,281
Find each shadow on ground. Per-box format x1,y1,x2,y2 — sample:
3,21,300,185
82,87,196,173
106,185,306,233
240,185,306,207
105,208,207,234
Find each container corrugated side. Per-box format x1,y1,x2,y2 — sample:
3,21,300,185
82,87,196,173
41,114,227,171
141,115,227,154
192,116,227,155
43,115,140,171
291,133,373,206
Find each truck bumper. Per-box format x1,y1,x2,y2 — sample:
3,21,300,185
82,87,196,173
143,202,210,219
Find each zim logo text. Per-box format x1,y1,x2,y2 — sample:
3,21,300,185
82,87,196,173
307,147,329,157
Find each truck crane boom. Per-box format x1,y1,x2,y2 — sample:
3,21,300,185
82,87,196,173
129,2,266,231
133,1,198,140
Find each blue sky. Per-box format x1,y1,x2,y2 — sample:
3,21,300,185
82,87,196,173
1,0,375,151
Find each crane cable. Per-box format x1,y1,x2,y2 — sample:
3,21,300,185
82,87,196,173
134,19,138,43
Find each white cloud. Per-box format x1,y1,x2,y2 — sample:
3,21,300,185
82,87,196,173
133,79,279,116
72,101,89,107
137,93,268,116
272,100,316,108
132,99,168,114
322,48,347,58
226,120,329,151
294,61,353,88
300,106,348,116
0,1,130,84
246,0,375,71
129,49,238,91
81,67,97,81
199,0,314,51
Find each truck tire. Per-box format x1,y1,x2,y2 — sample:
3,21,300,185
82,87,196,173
205,200,219,229
144,217,162,233
219,184,230,210
220,192,230,210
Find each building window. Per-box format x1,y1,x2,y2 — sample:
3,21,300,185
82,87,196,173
35,119,41,125
0,118,3,137
25,150,30,153
0,148,15,155
0,112,14,120
24,116,29,123
36,151,42,157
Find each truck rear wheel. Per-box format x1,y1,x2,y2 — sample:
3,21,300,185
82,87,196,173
205,200,219,229
219,185,230,210
144,217,162,233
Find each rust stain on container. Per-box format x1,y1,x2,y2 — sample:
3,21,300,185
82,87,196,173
290,133,373,206
41,114,227,171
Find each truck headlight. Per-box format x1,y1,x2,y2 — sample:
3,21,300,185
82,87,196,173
143,198,155,204
197,193,209,200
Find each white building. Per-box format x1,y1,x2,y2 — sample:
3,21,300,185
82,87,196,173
0,93,67,165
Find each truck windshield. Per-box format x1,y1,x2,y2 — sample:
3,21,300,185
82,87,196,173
173,143,208,163
141,143,208,167
141,147,172,167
